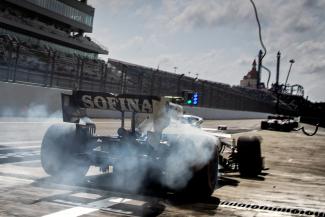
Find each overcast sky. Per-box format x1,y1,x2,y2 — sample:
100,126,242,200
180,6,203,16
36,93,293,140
89,0,325,102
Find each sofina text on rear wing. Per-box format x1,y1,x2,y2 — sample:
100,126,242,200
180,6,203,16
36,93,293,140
61,90,163,123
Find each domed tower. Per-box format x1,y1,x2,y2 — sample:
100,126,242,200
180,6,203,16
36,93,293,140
240,60,258,88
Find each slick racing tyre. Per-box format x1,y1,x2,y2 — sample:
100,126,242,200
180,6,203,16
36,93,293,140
260,121,268,130
41,124,90,178
291,121,299,129
237,136,262,177
184,152,218,198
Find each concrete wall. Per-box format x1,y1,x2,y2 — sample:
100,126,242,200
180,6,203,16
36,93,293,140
0,82,270,119
0,82,69,117
184,106,270,120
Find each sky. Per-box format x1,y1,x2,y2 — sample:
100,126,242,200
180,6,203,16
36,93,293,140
88,0,325,102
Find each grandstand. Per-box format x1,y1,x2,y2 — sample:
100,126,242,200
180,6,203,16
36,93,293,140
0,0,107,57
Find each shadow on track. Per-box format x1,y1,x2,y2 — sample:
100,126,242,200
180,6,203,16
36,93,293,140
222,172,269,181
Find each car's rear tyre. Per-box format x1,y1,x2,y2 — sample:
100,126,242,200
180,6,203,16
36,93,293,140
183,153,218,198
261,121,268,130
292,121,299,129
237,136,262,177
41,124,90,178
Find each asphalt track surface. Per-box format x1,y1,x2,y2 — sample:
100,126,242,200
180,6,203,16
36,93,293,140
0,118,324,217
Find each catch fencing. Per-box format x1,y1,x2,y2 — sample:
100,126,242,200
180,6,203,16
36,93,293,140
0,36,276,113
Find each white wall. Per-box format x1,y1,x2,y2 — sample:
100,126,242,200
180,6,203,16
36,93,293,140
0,82,270,119
0,82,69,117
184,106,270,120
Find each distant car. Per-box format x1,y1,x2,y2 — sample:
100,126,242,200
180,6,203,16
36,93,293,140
261,115,299,132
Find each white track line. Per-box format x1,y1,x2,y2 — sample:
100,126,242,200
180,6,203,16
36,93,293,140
93,121,122,124
42,207,98,217
0,121,121,124
0,145,40,151
42,197,131,217
0,122,62,124
0,141,41,145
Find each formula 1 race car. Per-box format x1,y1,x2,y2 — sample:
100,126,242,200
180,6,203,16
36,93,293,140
41,91,263,198
260,115,299,132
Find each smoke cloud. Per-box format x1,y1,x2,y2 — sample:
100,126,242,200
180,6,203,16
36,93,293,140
40,116,219,195
0,103,62,120
161,121,218,189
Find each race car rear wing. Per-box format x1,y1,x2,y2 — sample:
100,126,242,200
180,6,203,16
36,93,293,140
61,90,163,123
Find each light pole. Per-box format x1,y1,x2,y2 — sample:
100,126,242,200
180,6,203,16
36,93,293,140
177,73,184,96
275,51,281,114
0,34,14,81
275,51,281,91
120,63,128,129
194,73,199,81
192,73,199,92
173,66,178,74
257,50,263,88
120,63,128,94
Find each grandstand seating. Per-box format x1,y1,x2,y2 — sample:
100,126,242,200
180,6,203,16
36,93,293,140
0,5,102,55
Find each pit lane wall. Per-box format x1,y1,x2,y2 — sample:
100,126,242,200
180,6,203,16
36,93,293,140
0,82,270,119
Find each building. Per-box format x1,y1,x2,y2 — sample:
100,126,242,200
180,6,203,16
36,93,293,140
240,60,258,88
0,0,108,59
